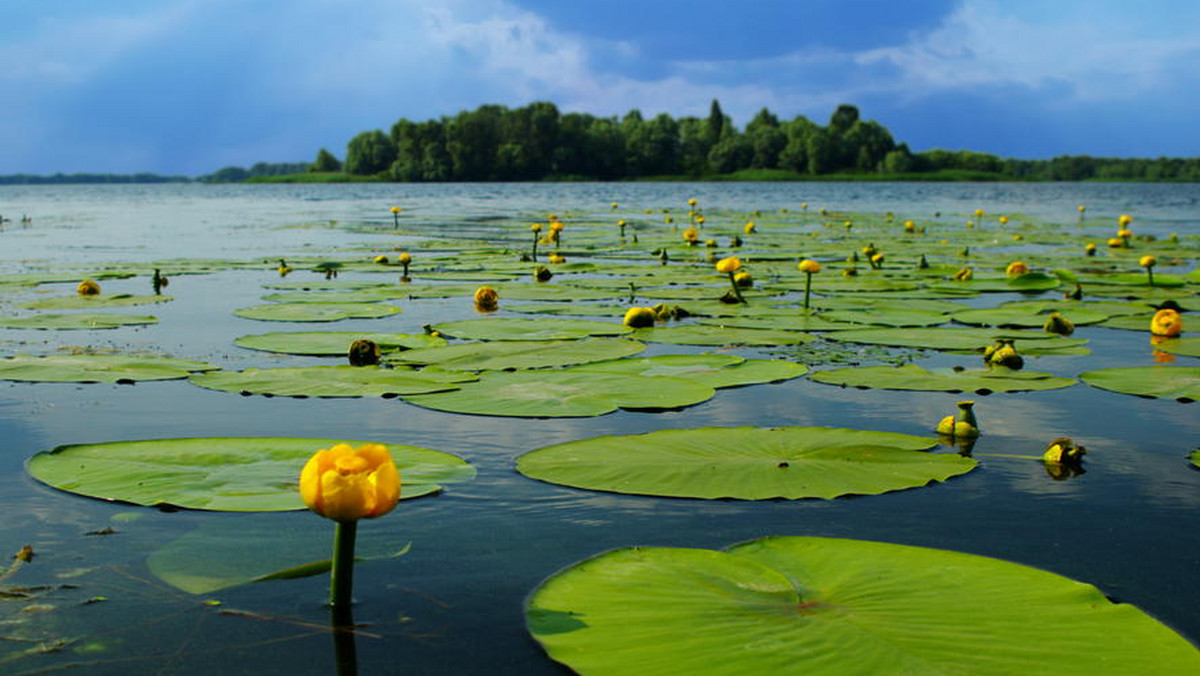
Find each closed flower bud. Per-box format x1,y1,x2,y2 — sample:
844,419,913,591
623,306,657,328
300,443,400,522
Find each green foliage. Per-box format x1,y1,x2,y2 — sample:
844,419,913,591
309,147,342,172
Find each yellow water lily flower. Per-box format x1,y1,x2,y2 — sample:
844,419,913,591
76,279,101,296
474,286,499,311
623,306,656,328
1151,308,1183,337
998,215,1009,224
390,206,401,215
549,220,564,233
954,267,973,281
682,227,699,244
1077,205,1086,213
1118,214,1133,227
548,253,565,264
1116,228,1132,239
903,219,915,233
1085,243,1097,256
715,256,741,273
373,255,389,264
797,259,822,274
744,221,756,234
530,222,542,233
1043,437,1086,466
398,252,412,265
733,271,753,288
687,198,698,206
300,443,400,523
1139,255,1156,268
1005,261,1029,277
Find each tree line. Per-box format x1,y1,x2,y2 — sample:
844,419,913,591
319,100,1200,182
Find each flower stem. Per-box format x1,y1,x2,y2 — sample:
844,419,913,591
330,520,358,608
1147,268,1155,286
803,273,813,310
727,271,747,304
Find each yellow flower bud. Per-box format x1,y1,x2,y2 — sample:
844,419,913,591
300,443,400,522
390,206,401,214
1151,309,1183,337
548,253,565,264
733,271,753,288
473,285,499,310
1117,228,1132,239
797,259,822,274
1005,261,1029,277
398,252,412,264
531,222,542,232
744,222,756,234
623,306,657,328
1118,214,1133,227
1139,255,1156,268
715,256,742,273
76,279,101,296
373,255,389,264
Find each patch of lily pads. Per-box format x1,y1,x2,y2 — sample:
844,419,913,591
387,337,646,371
809,364,1076,394
826,327,1089,355
431,317,631,340
234,331,446,356
0,313,159,330
517,426,969,499
526,536,1200,675
189,364,473,397
233,302,402,322
26,437,475,511
20,294,173,310
0,354,218,383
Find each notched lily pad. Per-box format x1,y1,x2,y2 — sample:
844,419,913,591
527,536,1200,675
517,426,969,499
26,437,475,511
189,364,472,397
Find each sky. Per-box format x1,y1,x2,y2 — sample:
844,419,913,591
3,0,1199,175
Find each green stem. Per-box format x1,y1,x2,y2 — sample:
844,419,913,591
392,213,399,229
1147,268,1155,286
531,236,538,262
330,520,358,609
727,272,747,304
803,273,812,310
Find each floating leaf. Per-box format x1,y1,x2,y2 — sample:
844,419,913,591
527,537,1200,675
575,354,807,388
403,369,714,417
809,364,1076,393
1079,366,1199,401
431,317,630,341
517,426,967,499
189,364,471,397
27,437,475,511
233,303,401,322
387,337,645,371
233,331,445,356
0,313,159,330
21,294,173,310
1154,338,1200,358
147,516,410,594
951,306,1109,328
630,325,813,346
827,327,1088,355
0,354,218,383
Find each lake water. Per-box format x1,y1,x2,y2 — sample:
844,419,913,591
0,182,1196,674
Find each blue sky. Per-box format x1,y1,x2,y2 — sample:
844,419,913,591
3,0,1198,175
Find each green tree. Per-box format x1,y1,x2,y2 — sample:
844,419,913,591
310,148,342,173
344,130,396,175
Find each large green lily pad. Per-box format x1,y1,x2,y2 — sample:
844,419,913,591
0,313,159,330
387,337,646,371
26,437,475,511
233,303,401,322
951,306,1109,328
21,294,173,310
1154,337,1200,358
527,536,1200,675
630,325,813,346
809,364,1077,393
431,317,631,340
0,354,218,383
827,327,1089,355
517,426,968,499
403,369,715,417
574,354,807,388
189,364,472,397
1079,366,1199,401
233,331,446,356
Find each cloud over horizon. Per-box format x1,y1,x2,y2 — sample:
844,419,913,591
2,0,1197,175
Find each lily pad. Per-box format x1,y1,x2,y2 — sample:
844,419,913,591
431,317,631,340
1079,366,1199,401
387,337,646,371
1154,337,1200,358
809,364,1077,393
951,306,1109,328
403,369,715,417
827,327,1089,355
630,325,813,346
575,354,808,388
233,331,446,356
0,354,218,383
517,426,968,499
233,303,401,322
26,437,475,511
527,536,1200,675
147,516,410,594
0,313,159,330
21,294,173,310
189,364,472,397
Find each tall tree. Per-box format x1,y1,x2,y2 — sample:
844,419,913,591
344,130,396,175
309,148,342,173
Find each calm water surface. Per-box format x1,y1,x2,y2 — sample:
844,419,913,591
0,182,1196,674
